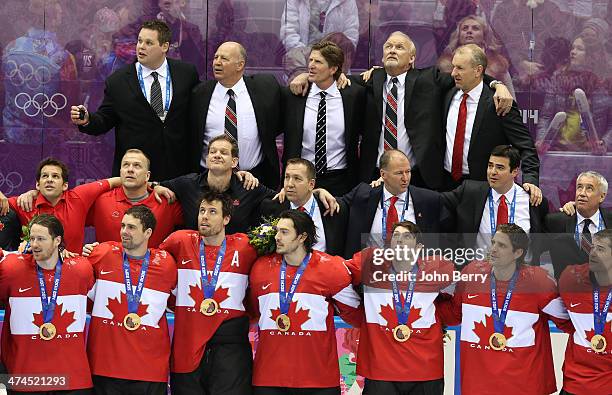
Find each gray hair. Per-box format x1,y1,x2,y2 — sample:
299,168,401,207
577,171,608,194
454,43,487,71
387,31,416,57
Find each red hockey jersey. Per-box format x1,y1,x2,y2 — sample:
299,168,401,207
86,242,177,382
0,254,94,390
445,261,570,395
159,230,258,372
347,249,455,381
559,263,612,395
248,251,361,388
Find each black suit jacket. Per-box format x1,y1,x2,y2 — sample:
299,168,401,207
281,83,365,187
190,74,282,189
79,58,199,181
441,180,548,252
341,183,447,257
352,67,452,189
259,196,349,256
545,209,611,277
443,86,540,185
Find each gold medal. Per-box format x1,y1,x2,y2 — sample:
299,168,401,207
39,322,56,341
489,332,507,350
590,334,607,352
123,313,141,331
276,314,291,332
200,298,219,316
393,324,412,342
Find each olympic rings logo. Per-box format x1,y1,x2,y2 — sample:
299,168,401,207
14,92,67,117
4,60,51,90
0,172,23,195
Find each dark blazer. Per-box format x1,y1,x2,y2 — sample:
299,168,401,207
443,86,540,186
280,83,365,187
351,67,452,189
259,196,349,256
545,209,611,277
341,183,447,258
79,58,199,181
441,180,548,252
190,74,282,189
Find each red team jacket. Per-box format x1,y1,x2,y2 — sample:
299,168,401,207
441,261,571,395
86,242,177,382
87,186,183,248
248,251,361,388
159,231,258,373
8,180,111,252
559,263,612,395
346,249,455,382
0,254,94,391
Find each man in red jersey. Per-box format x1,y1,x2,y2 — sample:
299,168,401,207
248,210,361,395
160,190,258,394
85,205,177,394
3,158,121,252
558,229,612,395
440,223,570,395
0,214,94,393
87,149,183,247
345,221,454,394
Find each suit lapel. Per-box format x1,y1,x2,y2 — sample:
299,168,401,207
403,69,418,125
244,76,265,138
166,59,177,115
366,186,382,232
373,70,385,122
340,87,353,148
566,215,578,234
409,187,425,228
296,85,311,150
474,183,490,232
316,196,332,247
468,88,490,153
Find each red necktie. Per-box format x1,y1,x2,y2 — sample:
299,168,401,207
298,206,306,212
497,195,509,226
451,93,469,181
386,196,399,241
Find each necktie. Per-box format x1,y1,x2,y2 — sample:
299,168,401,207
315,91,327,175
497,195,509,226
451,93,469,181
384,77,399,150
386,196,399,241
298,206,306,213
150,71,164,118
224,89,238,141
582,218,592,244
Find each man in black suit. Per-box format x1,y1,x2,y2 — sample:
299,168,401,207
260,158,348,256
282,41,365,196
545,171,610,278
443,44,540,201
190,41,281,189
71,19,199,181
441,145,547,259
341,149,447,258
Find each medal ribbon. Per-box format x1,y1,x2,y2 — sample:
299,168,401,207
299,198,316,218
593,284,612,336
390,262,419,325
279,254,311,315
574,212,604,247
490,268,519,334
137,63,171,115
488,186,517,235
36,258,63,323
122,251,151,314
199,238,227,299
381,191,409,240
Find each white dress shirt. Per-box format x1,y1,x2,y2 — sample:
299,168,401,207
202,78,264,170
302,83,347,170
290,194,327,252
377,72,415,166
477,183,531,250
576,209,603,235
137,59,173,119
369,186,416,237
444,81,484,175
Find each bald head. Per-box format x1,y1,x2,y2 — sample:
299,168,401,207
213,41,247,87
